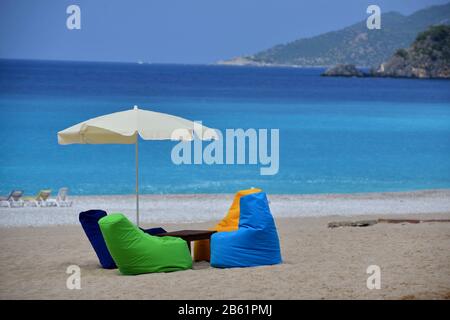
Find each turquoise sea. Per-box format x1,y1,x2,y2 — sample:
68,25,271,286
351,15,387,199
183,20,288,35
0,59,450,195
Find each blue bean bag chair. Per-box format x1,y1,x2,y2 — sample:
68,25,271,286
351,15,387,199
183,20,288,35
79,209,117,269
210,192,282,268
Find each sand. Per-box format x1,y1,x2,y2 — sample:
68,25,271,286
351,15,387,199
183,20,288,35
0,190,449,299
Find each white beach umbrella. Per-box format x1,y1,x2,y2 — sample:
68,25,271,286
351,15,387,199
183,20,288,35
58,105,217,226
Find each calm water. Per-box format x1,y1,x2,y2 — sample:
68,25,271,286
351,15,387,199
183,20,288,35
1,59,450,195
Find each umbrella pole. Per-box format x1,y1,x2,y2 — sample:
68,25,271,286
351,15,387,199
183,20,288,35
135,138,139,226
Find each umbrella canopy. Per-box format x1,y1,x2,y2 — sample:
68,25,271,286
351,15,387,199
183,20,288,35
58,105,217,226
58,105,217,144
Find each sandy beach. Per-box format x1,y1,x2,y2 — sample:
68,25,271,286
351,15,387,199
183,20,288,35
0,190,449,299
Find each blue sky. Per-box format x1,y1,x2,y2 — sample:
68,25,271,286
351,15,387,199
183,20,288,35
0,0,448,63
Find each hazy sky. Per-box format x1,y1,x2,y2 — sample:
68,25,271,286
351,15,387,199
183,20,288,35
0,0,448,63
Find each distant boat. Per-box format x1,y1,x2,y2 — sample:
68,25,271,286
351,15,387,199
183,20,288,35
137,60,144,65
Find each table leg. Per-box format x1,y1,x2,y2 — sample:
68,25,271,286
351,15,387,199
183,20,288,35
187,240,191,253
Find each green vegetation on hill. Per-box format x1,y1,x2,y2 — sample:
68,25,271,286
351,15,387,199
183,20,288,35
373,25,450,78
220,3,450,67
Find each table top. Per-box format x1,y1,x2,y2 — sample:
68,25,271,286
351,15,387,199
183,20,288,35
155,229,216,241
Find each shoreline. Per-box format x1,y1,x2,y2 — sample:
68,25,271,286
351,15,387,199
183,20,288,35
0,189,449,227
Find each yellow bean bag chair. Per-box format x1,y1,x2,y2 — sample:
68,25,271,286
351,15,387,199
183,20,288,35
193,187,262,261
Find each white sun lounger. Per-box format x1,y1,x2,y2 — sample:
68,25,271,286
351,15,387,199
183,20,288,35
48,187,73,207
23,189,53,207
0,190,25,208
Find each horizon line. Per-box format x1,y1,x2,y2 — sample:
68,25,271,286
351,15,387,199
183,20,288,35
0,57,333,69
0,57,215,66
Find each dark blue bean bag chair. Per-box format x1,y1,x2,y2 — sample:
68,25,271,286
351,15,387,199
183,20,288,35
140,227,167,235
79,209,117,269
210,192,282,268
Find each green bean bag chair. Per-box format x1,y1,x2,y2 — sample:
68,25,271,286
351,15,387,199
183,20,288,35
98,213,192,275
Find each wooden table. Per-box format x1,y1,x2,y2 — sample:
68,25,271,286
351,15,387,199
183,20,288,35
155,230,216,253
